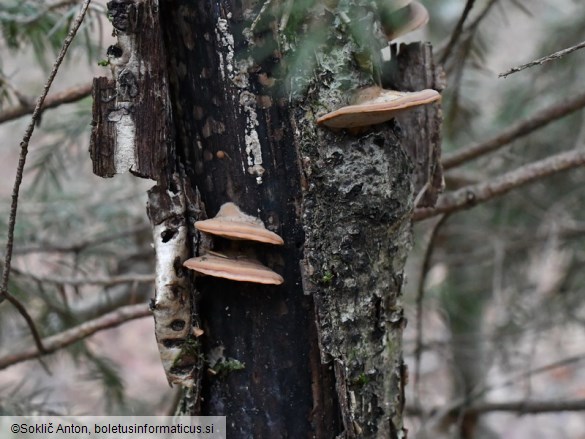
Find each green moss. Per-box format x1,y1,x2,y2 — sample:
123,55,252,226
354,372,369,387
322,270,334,285
213,358,246,375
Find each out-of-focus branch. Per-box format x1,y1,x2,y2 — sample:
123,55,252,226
414,149,585,221
443,91,585,170
15,271,154,287
500,40,585,78
0,303,150,370
438,0,476,64
408,399,585,417
467,399,585,415
414,213,451,407
0,82,92,124
0,1,92,356
13,224,150,254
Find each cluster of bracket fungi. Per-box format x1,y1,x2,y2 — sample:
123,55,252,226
317,0,440,131
183,203,284,285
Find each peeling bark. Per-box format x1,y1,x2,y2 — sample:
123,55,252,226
147,176,201,387
90,0,172,180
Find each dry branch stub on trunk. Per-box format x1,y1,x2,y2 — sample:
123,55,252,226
90,0,172,180
386,42,444,207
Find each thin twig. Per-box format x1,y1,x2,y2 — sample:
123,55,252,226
14,271,154,287
13,224,150,254
414,353,585,423
0,1,92,353
467,399,585,415
438,0,476,65
413,213,451,407
443,91,585,170
0,303,150,370
0,82,92,124
408,399,585,417
500,40,585,78
414,148,585,221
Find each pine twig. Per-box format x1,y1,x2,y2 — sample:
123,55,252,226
0,82,92,124
443,91,585,170
414,148,585,221
467,399,585,415
0,1,92,353
500,40,585,78
0,304,150,370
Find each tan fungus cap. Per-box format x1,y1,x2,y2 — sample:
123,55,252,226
317,87,440,129
183,253,284,285
382,1,429,41
195,202,284,245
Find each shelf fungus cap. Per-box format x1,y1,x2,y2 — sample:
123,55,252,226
382,1,429,41
195,202,284,245
383,0,412,14
183,253,284,285
317,87,440,129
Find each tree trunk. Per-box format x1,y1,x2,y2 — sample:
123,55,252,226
90,1,442,437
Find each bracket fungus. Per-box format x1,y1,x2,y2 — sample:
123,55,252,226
381,1,429,41
195,202,284,245
183,253,284,285
317,86,440,129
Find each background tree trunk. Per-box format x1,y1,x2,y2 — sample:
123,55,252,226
91,1,442,437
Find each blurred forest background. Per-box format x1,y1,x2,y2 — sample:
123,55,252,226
0,0,584,438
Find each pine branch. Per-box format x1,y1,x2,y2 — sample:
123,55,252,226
15,272,154,287
438,0,476,65
414,149,585,221
500,40,585,78
467,399,585,414
0,304,150,371
413,213,451,408
13,224,150,254
0,0,92,353
0,82,92,124
443,91,585,169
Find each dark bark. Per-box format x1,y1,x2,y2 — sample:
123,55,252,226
90,1,441,437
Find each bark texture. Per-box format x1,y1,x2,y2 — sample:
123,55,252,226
90,1,442,437
90,0,173,180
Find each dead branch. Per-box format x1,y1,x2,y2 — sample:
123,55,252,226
0,82,92,124
15,271,154,287
0,0,92,353
413,213,451,408
467,399,585,415
414,148,585,221
0,303,150,370
443,91,585,169
13,224,150,254
438,0,476,64
500,40,585,78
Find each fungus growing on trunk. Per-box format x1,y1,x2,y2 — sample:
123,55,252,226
381,1,429,41
183,253,284,285
195,202,284,245
317,86,440,129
